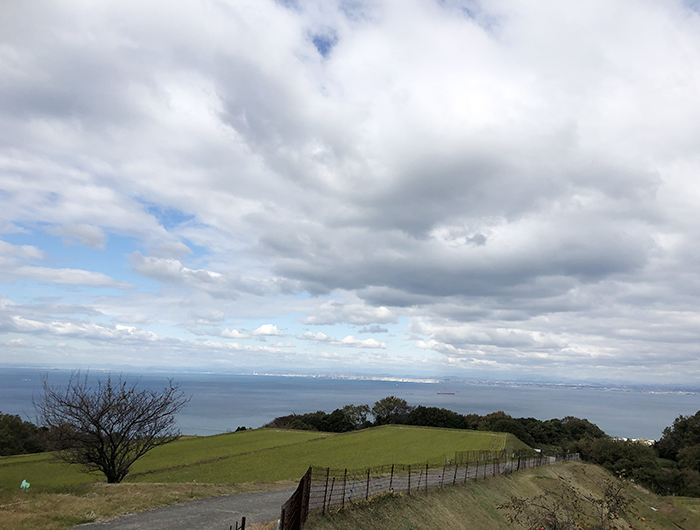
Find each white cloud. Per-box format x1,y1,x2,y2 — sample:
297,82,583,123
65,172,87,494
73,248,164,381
301,300,397,325
10,265,133,290
130,252,251,297
198,340,287,355
253,324,285,336
299,331,386,349
7,316,162,342
221,328,250,339
45,224,106,249
0,240,45,260
149,241,193,259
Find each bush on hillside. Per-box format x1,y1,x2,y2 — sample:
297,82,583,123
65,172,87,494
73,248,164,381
655,411,700,461
407,406,469,429
0,412,45,456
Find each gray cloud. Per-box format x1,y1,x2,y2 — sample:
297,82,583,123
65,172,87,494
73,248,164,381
358,325,389,334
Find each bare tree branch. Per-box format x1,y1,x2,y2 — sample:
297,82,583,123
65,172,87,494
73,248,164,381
34,371,190,483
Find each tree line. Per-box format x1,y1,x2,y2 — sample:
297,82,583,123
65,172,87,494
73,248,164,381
263,395,607,453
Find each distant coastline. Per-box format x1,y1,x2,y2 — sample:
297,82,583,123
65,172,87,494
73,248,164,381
2,363,698,396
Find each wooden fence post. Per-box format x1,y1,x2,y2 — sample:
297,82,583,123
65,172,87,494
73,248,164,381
441,463,446,487
366,468,370,500
322,468,330,515
390,464,394,491
425,463,429,494
241,517,246,530
453,463,458,485
301,467,312,525
408,465,411,495
342,468,347,508
328,477,336,507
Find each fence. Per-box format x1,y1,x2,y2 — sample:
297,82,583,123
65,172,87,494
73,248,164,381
278,451,580,530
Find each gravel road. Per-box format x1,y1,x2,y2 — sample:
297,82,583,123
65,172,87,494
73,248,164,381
74,488,294,530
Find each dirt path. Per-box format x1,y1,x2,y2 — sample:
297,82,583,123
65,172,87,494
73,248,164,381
74,488,294,530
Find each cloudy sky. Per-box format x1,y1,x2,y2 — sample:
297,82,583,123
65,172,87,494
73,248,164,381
2,0,700,384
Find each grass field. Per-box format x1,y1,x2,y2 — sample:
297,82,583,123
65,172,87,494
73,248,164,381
0,428,329,490
0,425,526,529
0,426,522,490
305,461,700,530
127,425,527,484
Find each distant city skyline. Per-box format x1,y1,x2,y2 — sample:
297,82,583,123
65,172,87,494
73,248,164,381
2,0,700,384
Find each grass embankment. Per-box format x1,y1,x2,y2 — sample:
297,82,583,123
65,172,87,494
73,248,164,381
307,462,700,530
0,425,521,529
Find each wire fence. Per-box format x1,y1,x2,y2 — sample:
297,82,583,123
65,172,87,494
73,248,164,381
279,450,580,530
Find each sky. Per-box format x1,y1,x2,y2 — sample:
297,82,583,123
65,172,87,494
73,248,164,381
2,0,700,384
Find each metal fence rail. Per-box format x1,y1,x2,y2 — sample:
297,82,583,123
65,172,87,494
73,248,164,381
278,451,580,530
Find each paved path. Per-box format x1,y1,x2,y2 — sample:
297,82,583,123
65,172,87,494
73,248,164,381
74,488,294,530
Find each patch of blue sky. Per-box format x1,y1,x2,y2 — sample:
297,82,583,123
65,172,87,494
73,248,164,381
2,228,161,293
686,0,700,12
0,281,56,305
387,316,410,335
275,0,300,11
2,280,80,305
144,203,195,231
312,32,337,57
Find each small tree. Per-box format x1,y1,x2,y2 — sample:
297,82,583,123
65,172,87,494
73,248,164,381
342,404,371,430
35,372,190,483
0,412,44,456
372,396,414,425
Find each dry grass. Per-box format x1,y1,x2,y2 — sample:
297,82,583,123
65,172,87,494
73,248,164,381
305,462,700,530
0,481,296,530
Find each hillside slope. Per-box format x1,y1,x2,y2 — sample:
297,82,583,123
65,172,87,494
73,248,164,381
305,462,700,530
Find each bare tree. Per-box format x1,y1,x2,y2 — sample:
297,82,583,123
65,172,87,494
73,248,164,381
35,371,190,483
498,476,637,530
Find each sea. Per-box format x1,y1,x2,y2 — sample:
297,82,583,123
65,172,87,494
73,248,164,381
1,367,698,441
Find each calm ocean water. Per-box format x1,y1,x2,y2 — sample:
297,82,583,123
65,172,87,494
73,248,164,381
1,367,698,440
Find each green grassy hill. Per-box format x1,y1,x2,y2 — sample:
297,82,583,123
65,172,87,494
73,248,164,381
128,425,527,484
305,461,700,530
0,425,526,490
